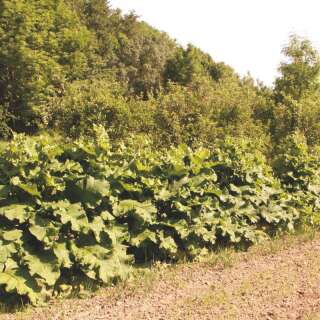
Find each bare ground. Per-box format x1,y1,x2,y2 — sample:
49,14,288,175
2,232,320,320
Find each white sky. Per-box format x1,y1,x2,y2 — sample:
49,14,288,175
109,0,320,86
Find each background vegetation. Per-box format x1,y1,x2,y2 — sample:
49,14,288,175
2,0,320,148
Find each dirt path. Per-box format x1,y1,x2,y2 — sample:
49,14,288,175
2,234,320,320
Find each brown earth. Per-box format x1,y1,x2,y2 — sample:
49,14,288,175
2,233,320,320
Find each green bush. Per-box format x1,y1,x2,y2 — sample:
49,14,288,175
0,128,304,305
0,130,132,305
273,132,320,226
44,77,157,142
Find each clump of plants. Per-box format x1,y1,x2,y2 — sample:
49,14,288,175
0,128,305,305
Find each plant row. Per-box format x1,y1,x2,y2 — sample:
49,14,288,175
0,128,319,305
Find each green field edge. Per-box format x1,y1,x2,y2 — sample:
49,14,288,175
1,226,318,319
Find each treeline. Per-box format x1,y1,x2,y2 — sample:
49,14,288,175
1,0,320,150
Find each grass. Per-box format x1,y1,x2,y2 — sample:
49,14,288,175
191,226,318,271
248,226,317,255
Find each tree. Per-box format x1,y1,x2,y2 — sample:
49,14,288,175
69,0,177,97
67,0,120,66
153,73,268,147
115,22,177,96
272,35,320,143
0,0,96,135
275,35,320,102
164,44,235,86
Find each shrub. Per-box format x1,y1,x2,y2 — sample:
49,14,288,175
0,129,303,305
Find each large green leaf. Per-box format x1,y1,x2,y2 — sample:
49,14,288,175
23,251,61,287
54,202,89,232
18,183,41,198
0,242,17,263
158,231,178,256
70,241,111,280
29,216,60,245
114,200,157,224
98,247,131,283
0,204,32,223
130,229,157,247
10,177,41,197
78,176,110,197
0,269,40,304
2,229,23,241
53,242,72,269
90,217,105,243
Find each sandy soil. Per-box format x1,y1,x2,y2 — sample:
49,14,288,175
2,234,320,320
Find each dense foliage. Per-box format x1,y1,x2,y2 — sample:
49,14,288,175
1,0,320,308
1,128,320,304
1,0,319,146
0,0,96,136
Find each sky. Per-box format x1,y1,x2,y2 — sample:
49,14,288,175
109,0,320,85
